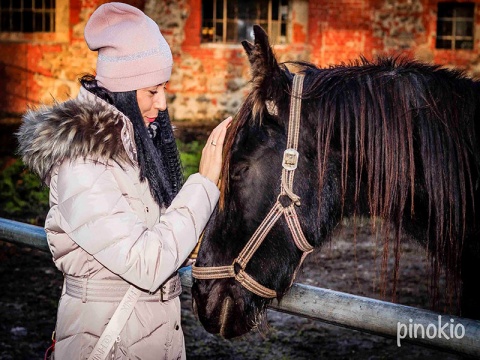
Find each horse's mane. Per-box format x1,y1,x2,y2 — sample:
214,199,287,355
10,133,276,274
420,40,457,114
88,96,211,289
221,56,480,307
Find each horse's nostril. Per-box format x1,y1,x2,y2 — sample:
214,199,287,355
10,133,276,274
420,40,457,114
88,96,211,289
219,296,233,337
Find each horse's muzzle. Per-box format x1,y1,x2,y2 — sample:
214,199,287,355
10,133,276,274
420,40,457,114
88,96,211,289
192,280,254,339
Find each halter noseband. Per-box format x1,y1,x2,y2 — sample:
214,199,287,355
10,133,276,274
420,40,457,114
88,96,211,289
192,74,313,298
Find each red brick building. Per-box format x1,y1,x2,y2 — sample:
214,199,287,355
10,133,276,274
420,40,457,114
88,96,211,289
1,0,479,121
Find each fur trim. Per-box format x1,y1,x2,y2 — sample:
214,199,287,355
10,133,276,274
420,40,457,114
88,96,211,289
17,97,133,182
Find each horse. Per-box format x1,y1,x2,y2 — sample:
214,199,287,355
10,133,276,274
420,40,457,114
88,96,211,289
191,25,480,339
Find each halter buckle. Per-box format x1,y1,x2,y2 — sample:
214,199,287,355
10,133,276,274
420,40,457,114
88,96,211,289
282,148,299,170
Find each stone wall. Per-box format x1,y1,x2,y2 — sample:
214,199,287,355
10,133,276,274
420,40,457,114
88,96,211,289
1,0,479,121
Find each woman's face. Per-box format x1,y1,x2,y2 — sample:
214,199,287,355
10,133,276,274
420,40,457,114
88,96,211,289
136,83,167,127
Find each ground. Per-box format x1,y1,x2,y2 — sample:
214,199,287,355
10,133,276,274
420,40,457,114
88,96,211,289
0,221,469,360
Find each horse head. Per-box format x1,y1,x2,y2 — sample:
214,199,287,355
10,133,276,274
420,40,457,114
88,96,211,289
191,25,331,338
191,25,480,338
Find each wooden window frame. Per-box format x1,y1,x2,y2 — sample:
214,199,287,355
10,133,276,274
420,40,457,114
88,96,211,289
201,0,289,45
436,2,475,50
0,0,68,43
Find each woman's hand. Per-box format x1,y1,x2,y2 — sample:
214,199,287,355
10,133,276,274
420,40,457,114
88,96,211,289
199,116,233,185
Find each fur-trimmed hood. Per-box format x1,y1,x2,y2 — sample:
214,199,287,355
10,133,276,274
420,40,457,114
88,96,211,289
17,87,137,183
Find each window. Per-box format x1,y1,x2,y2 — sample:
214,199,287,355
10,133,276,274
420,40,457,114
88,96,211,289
0,0,68,42
0,0,55,33
201,0,289,44
436,2,475,50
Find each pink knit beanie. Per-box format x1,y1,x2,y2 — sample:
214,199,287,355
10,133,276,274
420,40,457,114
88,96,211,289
84,2,172,92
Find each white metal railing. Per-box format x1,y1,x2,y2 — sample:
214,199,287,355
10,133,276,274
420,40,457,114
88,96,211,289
1,217,479,357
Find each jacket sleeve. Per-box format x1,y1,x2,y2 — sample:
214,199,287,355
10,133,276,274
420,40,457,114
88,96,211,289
54,159,219,292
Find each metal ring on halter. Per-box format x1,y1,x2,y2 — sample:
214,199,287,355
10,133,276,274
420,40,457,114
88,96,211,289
211,140,217,146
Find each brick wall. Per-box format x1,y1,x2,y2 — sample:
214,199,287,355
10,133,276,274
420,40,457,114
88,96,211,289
1,0,479,121
0,0,145,115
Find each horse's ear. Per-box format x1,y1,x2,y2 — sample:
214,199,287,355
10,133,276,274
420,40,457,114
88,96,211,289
243,25,280,80
242,25,283,121
241,40,254,57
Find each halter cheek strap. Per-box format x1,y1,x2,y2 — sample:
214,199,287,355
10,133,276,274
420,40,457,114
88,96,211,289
192,74,313,299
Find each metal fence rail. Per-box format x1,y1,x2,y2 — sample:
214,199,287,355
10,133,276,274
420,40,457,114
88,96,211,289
1,217,479,357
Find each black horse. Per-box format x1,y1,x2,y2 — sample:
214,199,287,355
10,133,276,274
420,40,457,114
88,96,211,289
191,25,480,339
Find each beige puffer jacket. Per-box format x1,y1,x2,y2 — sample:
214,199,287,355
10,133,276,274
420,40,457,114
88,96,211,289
17,87,219,359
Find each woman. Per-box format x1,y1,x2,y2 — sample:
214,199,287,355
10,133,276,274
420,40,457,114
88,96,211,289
16,3,231,359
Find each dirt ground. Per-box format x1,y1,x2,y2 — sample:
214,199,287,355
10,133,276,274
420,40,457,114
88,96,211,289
1,220,473,360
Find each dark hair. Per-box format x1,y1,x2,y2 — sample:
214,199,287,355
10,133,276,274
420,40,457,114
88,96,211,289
79,74,183,207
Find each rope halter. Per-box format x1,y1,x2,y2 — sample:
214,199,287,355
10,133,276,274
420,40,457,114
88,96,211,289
192,74,314,299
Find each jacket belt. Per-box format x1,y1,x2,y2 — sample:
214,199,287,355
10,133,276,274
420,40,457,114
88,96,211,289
64,273,182,303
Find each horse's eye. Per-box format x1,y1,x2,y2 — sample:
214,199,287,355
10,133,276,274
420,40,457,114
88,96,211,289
230,165,250,181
